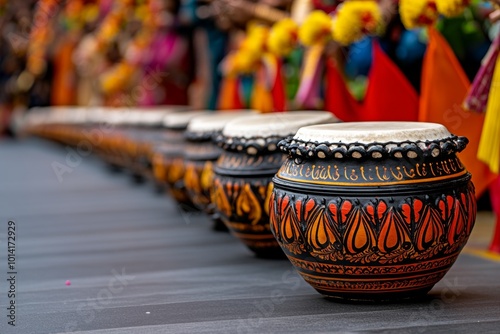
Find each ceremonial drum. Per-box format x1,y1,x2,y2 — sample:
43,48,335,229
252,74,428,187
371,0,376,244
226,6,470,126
121,109,175,182
33,106,89,145
212,111,338,258
93,108,132,171
152,110,208,207
184,111,254,230
271,122,476,301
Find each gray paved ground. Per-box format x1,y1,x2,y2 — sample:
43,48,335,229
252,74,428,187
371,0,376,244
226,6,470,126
0,138,499,334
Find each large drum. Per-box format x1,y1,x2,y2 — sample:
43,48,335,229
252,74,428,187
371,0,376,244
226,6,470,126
184,111,254,230
212,111,338,258
271,122,476,301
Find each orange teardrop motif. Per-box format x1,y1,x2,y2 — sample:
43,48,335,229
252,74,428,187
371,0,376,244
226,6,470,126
447,198,467,245
281,205,303,244
213,181,232,218
378,208,411,253
236,183,262,225
416,205,444,252
344,207,375,254
306,208,338,250
269,192,279,236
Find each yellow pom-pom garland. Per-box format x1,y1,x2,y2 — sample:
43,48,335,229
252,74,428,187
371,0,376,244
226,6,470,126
224,24,270,75
298,10,333,47
331,0,383,46
267,18,299,57
435,0,470,17
399,0,439,29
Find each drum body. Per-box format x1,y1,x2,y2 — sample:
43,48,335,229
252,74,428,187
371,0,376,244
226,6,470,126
213,148,288,258
183,111,253,230
184,141,220,212
152,111,209,208
212,112,338,258
152,129,193,208
271,122,476,301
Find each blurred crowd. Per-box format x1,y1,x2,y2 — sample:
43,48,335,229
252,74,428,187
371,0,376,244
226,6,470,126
0,0,495,113
1,0,500,251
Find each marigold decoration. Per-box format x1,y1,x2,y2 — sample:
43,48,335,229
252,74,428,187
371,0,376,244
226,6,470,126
82,3,100,24
436,0,470,17
26,0,61,76
228,24,269,74
399,0,439,29
100,62,136,95
267,19,299,57
95,1,137,49
298,10,333,47
331,1,382,46
242,25,269,55
232,51,261,74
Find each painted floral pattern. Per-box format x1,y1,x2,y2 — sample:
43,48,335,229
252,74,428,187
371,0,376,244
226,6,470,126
272,183,475,262
270,181,476,295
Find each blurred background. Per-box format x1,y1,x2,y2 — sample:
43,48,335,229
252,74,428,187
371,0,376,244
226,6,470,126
0,3,500,333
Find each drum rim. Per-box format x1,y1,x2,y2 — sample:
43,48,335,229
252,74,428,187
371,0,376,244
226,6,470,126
222,111,339,138
278,134,469,162
294,121,451,144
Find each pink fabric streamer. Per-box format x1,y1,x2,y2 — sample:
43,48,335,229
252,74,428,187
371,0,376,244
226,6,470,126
295,46,324,109
464,34,500,113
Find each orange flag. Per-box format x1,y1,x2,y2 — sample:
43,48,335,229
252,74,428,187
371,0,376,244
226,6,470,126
363,41,419,121
250,66,274,112
324,58,363,121
419,28,495,196
217,76,244,110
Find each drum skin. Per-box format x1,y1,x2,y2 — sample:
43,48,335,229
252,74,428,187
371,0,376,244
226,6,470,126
271,131,476,301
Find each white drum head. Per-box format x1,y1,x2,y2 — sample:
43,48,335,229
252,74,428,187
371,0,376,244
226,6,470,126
294,122,452,144
163,110,210,128
187,110,257,134
223,111,339,138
